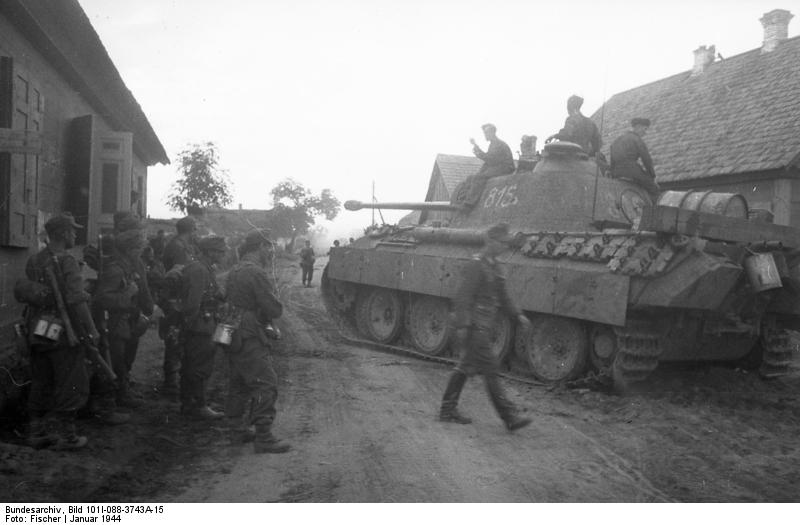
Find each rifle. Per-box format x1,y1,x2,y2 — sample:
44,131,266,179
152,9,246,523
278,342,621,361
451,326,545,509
45,259,117,382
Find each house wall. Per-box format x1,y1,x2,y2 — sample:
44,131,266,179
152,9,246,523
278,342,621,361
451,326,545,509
0,14,148,328
421,168,455,225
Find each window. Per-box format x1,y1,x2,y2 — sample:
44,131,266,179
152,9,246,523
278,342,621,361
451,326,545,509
101,162,119,213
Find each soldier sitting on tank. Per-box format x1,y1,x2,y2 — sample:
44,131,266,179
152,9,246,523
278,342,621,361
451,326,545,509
546,95,602,157
457,123,515,207
609,118,660,196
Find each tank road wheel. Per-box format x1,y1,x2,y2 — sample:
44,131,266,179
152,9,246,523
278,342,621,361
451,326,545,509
489,314,515,363
589,325,617,373
405,295,453,355
519,314,588,383
611,326,662,393
758,327,798,379
321,266,356,315
355,287,404,344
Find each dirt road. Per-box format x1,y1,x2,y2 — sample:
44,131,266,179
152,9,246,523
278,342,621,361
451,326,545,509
3,257,800,502
173,258,800,503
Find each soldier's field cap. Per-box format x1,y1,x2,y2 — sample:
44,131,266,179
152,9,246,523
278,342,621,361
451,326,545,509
481,123,497,132
243,229,272,250
199,235,227,253
176,216,197,234
486,222,512,242
115,229,144,250
631,117,651,127
114,211,141,232
44,213,83,235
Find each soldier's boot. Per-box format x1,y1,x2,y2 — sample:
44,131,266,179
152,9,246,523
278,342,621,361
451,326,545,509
52,413,88,451
116,379,143,409
439,371,472,424
253,427,291,454
161,372,179,398
227,417,256,443
26,415,58,449
184,405,225,420
484,373,531,432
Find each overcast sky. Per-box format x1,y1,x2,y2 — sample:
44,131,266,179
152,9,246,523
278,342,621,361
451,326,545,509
77,0,797,240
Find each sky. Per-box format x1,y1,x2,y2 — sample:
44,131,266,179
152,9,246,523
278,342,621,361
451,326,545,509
77,0,798,241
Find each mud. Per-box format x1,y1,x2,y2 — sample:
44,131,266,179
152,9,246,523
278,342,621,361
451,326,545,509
2,256,800,502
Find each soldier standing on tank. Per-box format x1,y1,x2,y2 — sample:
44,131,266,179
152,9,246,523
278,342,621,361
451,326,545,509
609,118,660,196
546,95,602,156
94,229,148,409
299,240,315,287
18,214,98,449
439,222,533,432
159,216,199,396
179,236,227,419
224,230,291,453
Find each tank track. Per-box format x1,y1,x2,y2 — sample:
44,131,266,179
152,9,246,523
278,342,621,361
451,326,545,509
611,326,663,390
759,328,797,379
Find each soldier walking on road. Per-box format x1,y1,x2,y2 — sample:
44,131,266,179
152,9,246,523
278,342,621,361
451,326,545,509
299,240,315,287
16,214,98,449
439,223,533,432
179,236,227,420
224,231,291,453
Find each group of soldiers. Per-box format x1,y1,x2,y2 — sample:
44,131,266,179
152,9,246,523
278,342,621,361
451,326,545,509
468,94,659,196
15,212,291,454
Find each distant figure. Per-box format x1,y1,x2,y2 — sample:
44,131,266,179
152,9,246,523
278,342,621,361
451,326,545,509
150,230,166,261
609,118,659,196
348,238,355,245
439,223,533,432
546,95,601,156
328,239,340,256
299,240,316,287
162,217,198,272
460,123,515,206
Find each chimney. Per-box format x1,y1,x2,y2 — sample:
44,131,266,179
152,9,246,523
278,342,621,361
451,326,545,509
761,9,793,53
692,45,716,75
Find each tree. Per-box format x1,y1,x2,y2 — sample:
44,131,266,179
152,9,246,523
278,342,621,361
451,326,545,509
167,142,233,214
269,179,340,251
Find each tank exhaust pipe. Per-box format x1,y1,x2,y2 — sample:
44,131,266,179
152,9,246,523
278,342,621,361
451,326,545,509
344,200,461,212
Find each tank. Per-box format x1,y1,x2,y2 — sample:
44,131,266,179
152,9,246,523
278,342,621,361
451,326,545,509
322,142,800,389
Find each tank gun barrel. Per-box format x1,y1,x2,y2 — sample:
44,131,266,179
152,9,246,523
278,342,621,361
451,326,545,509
344,200,460,212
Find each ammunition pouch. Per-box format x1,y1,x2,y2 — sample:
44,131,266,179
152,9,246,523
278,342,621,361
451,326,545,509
27,312,65,350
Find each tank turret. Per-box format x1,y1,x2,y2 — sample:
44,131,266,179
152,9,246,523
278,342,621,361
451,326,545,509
323,142,800,391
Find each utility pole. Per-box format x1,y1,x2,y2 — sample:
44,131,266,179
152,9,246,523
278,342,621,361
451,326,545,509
371,180,375,227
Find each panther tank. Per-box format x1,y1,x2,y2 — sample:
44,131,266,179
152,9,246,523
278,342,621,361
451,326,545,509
322,142,800,388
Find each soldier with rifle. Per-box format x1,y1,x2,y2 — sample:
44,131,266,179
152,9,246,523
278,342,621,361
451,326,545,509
15,214,104,449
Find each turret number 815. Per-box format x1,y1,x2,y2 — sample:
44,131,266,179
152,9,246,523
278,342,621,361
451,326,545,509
483,184,519,208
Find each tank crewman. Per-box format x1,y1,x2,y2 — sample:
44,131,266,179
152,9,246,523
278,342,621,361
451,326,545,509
546,95,602,156
299,240,316,287
159,216,199,395
439,222,533,432
224,230,290,453
609,118,660,196
461,123,516,206
328,239,340,256
17,213,97,449
180,235,227,419
94,229,148,409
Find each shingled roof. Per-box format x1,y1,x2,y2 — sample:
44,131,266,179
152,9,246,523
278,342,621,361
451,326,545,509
592,35,800,184
432,154,483,194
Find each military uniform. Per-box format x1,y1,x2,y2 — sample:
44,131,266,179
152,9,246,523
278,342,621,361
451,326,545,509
224,231,290,453
553,113,601,155
160,220,198,392
94,230,148,407
17,214,92,449
179,237,225,417
440,224,531,431
610,128,659,195
461,133,515,207
299,245,315,286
